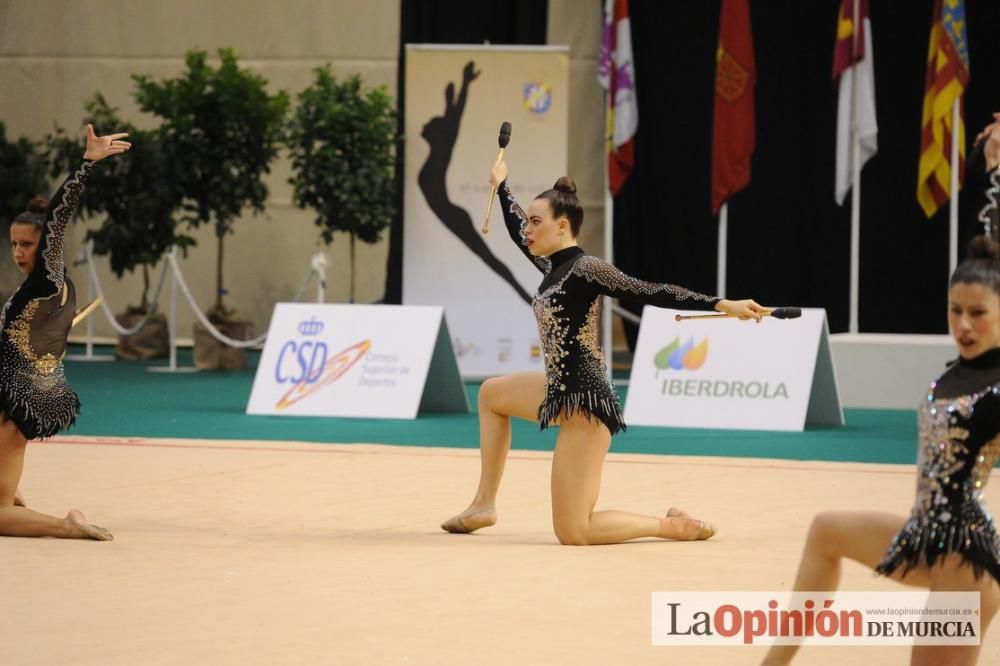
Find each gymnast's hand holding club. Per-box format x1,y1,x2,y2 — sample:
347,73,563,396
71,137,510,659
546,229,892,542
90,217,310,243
482,121,512,234
675,306,801,322
705,297,769,322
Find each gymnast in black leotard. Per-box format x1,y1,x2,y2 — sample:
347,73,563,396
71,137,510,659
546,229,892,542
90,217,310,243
764,240,1000,666
440,156,765,545
0,125,128,540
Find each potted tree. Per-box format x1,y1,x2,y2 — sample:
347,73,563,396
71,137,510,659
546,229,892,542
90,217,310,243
286,66,397,303
133,48,288,369
0,122,49,223
46,94,191,359
0,122,49,303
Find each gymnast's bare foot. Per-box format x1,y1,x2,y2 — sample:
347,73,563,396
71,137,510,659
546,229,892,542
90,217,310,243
13,490,26,507
441,506,497,534
659,507,716,541
66,509,113,541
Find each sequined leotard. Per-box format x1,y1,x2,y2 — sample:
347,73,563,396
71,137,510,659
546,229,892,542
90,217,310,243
969,141,999,235
0,161,94,439
498,182,720,434
877,348,1000,583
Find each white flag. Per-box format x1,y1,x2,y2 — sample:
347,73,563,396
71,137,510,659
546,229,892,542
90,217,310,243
835,13,877,205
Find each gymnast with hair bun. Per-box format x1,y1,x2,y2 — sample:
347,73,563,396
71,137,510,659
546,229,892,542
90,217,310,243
0,125,129,540
441,156,764,545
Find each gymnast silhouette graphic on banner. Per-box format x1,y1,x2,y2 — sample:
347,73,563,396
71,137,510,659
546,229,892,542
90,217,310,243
417,60,532,305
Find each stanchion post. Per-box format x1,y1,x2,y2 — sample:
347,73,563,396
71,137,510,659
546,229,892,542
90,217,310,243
311,252,327,304
66,240,114,362
85,248,94,357
168,250,177,371
148,248,198,373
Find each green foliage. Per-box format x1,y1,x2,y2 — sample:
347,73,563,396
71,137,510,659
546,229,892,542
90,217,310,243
0,121,49,226
46,94,191,294
286,66,397,246
132,48,289,239
132,48,288,312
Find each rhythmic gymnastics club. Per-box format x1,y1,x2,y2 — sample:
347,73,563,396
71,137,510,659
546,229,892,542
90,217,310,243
482,121,512,234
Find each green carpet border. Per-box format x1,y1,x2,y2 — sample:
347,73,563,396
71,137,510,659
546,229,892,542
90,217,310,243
64,347,918,465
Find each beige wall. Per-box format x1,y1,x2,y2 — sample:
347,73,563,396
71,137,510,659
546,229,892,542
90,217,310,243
0,0,604,343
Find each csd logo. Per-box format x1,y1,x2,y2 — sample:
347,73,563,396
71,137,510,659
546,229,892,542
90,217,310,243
272,317,371,410
275,318,329,384
654,337,708,372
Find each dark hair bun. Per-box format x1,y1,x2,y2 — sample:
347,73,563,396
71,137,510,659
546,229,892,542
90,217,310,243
26,196,48,214
967,235,1000,261
553,176,577,195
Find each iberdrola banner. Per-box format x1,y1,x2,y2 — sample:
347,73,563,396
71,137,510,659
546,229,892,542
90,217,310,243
624,307,843,431
403,45,569,378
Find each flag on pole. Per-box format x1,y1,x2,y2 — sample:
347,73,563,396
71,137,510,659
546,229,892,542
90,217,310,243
598,0,638,195
833,0,878,205
917,0,970,218
711,0,756,215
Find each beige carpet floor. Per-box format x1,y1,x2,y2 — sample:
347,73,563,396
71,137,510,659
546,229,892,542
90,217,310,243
2,436,997,665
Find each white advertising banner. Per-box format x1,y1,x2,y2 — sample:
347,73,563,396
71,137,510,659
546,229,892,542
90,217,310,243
624,308,843,431
246,304,467,419
403,45,569,378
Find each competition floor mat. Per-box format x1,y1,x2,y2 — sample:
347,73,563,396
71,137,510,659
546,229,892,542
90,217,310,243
4,437,997,665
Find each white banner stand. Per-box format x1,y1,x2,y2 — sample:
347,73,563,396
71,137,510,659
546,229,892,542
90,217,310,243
246,304,468,418
623,307,843,431
402,45,568,379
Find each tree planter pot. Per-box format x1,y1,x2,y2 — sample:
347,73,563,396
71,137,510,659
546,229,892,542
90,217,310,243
193,318,252,370
115,309,169,360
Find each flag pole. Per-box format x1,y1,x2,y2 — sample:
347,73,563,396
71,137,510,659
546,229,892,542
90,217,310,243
848,0,861,335
949,98,960,277
849,131,861,334
716,203,727,298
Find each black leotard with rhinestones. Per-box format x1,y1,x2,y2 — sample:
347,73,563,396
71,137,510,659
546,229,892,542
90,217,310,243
0,161,93,439
876,347,1000,584
498,182,720,434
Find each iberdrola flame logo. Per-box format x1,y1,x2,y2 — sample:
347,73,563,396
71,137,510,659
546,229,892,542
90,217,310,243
654,337,708,374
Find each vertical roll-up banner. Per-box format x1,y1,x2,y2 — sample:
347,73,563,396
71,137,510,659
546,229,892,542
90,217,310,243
403,45,569,378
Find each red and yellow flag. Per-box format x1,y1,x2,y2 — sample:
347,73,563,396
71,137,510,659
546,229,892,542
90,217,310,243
917,0,970,218
711,0,755,215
